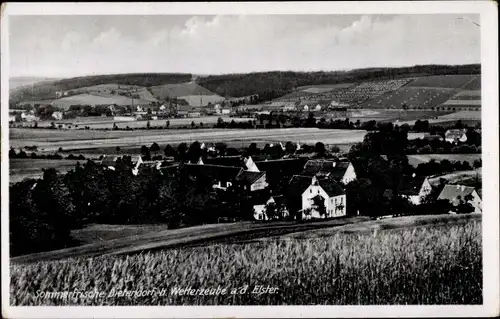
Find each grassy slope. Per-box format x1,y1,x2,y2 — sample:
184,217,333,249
11,214,481,265
9,159,85,184
10,217,481,305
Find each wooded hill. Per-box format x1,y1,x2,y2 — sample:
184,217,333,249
10,73,192,104
196,64,481,99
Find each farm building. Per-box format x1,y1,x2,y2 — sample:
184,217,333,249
236,170,268,192
180,163,243,191
302,160,357,185
301,176,346,219
253,194,289,221
51,111,63,120
113,116,137,122
445,129,468,144
437,184,482,213
203,156,260,172
398,174,433,205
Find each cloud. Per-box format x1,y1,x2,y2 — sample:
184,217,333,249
9,14,481,77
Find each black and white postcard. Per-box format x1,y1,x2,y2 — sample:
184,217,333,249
1,2,498,318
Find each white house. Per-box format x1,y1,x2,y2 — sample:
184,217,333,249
303,105,309,111
445,129,467,144
301,176,346,219
253,195,289,221
438,184,482,213
51,112,63,120
399,174,433,205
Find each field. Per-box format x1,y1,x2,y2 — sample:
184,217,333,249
177,94,225,107
327,109,453,123
359,87,459,110
13,116,251,130
150,82,222,99
407,154,482,167
9,159,86,184
296,83,354,94
50,93,152,110
10,216,481,305
405,75,479,89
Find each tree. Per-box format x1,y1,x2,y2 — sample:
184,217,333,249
141,145,151,160
164,144,176,157
264,202,278,220
187,141,202,163
315,142,326,157
147,121,151,129
116,146,121,152
247,142,258,156
191,121,195,128
166,120,170,129
177,142,188,161
150,142,160,152
9,148,16,158
215,142,227,156
285,141,297,154
312,196,326,218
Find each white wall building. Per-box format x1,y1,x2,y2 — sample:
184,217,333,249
301,176,346,219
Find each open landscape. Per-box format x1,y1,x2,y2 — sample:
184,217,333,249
6,11,490,313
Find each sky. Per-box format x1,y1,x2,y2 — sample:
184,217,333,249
9,14,481,78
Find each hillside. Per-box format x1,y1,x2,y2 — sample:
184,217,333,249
9,73,191,104
196,64,480,98
9,77,61,91
49,93,152,110
149,82,220,99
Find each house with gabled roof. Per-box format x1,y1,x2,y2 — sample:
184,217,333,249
301,176,346,219
236,170,268,191
445,129,467,144
180,163,243,191
398,174,433,205
438,184,482,213
252,193,289,221
302,160,357,185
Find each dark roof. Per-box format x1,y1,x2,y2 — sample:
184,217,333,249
398,175,427,195
181,164,242,182
318,179,345,197
271,195,287,207
255,158,306,175
303,160,351,180
288,175,313,194
204,156,245,168
236,170,265,184
438,184,477,201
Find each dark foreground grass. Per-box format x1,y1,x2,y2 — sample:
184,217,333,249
10,221,481,305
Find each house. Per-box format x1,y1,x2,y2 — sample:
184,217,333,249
236,170,268,191
180,163,243,190
52,111,63,120
98,155,119,170
253,194,289,221
302,160,357,184
204,156,260,172
255,158,306,176
282,102,298,111
445,129,467,144
301,176,346,219
437,184,482,213
221,107,231,115
398,174,433,205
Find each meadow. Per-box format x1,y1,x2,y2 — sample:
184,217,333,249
407,154,482,167
9,159,85,184
10,219,482,305
405,75,479,89
10,128,377,153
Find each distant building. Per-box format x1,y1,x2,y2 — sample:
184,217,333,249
437,184,482,214
301,176,346,219
236,170,268,192
180,163,243,191
302,160,357,185
253,194,289,221
398,174,433,205
445,129,467,144
52,111,63,120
